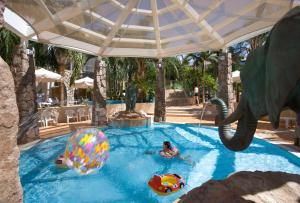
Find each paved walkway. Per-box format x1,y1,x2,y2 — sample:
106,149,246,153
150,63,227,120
21,105,299,155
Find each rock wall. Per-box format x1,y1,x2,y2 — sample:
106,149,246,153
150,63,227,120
0,0,4,27
11,44,39,144
217,52,235,114
176,171,300,203
92,58,107,126
154,60,166,122
0,57,23,202
64,69,75,106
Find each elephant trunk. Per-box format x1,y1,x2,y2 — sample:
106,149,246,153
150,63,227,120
210,97,258,151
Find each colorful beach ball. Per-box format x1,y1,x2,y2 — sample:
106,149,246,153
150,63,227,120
64,128,109,175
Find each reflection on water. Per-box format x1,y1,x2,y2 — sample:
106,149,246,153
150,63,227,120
20,123,300,203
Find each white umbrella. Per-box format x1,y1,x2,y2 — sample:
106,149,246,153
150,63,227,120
232,70,240,83
35,68,62,82
73,77,94,89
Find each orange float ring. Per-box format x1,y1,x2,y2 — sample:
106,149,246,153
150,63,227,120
148,173,185,195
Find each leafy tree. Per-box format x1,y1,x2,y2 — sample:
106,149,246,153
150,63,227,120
0,27,20,65
185,51,218,102
68,50,86,85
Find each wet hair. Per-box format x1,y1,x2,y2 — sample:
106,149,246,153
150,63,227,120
163,141,172,149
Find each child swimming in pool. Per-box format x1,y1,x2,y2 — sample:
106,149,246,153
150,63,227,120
160,141,179,158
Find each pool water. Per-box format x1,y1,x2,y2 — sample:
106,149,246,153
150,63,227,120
20,123,300,203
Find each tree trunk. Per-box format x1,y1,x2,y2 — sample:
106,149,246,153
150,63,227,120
64,69,74,106
0,1,23,202
58,65,65,106
154,59,166,122
217,52,235,115
92,57,107,126
54,49,69,106
11,43,39,144
202,63,205,103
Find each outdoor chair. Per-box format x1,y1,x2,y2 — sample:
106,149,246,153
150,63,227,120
89,107,92,120
41,109,55,127
65,109,78,123
38,112,45,127
78,108,89,121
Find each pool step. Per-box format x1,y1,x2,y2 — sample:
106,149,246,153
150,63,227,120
39,124,71,139
39,121,92,139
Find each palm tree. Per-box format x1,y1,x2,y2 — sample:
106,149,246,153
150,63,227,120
92,57,107,126
105,57,137,99
0,28,40,144
154,59,166,122
185,51,218,103
54,47,69,106
0,1,23,202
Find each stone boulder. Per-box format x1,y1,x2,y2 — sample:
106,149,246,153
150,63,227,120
176,171,300,203
0,57,23,202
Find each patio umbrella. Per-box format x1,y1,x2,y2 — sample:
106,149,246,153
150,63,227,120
6,1,296,58
73,77,94,89
35,68,62,83
232,70,240,83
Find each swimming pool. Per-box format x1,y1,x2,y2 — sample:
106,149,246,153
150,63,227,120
20,123,300,203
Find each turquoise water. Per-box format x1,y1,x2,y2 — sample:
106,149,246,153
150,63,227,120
86,100,124,105
20,123,300,203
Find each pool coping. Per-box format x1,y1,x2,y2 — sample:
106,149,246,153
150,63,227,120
19,122,300,159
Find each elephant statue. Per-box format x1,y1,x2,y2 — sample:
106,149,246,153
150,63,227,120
211,6,300,151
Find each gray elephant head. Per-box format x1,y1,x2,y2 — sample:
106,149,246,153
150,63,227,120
211,6,300,151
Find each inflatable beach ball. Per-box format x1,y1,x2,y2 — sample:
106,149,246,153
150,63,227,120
64,128,109,175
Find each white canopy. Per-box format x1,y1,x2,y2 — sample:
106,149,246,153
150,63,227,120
232,70,240,83
35,68,62,82
73,77,94,89
6,1,298,58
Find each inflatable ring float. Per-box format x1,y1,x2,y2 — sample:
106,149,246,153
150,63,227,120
148,174,185,195
159,147,179,158
55,155,67,168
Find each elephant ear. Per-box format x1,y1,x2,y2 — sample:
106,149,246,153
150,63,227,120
241,46,267,119
265,7,300,128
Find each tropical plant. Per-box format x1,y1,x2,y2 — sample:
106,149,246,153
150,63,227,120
105,57,137,99
68,50,86,86
134,61,156,102
185,51,218,102
181,66,201,95
29,41,58,70
202,74,218,96
0,27,20,65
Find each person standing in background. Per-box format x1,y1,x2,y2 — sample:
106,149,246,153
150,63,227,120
194,86,199,106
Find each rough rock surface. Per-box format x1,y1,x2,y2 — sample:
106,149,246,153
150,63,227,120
11,44,39,144
0,57,23,202
217,52,235,115
176,171,300,203
92,58,107,126
64,69,75,106
113,111,146,120
154,60,166,122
